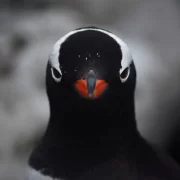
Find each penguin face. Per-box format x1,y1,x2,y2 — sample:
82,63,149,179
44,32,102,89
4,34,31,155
48,27,133,100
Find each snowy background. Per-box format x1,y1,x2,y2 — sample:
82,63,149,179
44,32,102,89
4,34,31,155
0,0,180,179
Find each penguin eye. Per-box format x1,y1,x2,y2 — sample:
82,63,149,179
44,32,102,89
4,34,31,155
51,67,62,82
120,67,130,83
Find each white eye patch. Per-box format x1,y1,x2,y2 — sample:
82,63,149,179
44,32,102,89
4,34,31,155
51,66,62,82
119,67,130,83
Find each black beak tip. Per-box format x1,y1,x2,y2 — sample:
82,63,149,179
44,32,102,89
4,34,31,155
88,93,94,98
86,69,97,95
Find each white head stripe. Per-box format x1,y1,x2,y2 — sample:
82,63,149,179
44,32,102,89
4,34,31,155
49,27,132,77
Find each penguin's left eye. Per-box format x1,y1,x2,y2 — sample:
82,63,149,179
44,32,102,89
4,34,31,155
51,67,62,82
120,67,130,83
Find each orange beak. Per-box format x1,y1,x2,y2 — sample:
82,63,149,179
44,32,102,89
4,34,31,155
74,70,108,99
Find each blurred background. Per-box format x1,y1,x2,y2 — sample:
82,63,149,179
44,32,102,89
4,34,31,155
0,0,180,179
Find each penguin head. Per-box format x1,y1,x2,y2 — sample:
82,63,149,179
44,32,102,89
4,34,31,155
46,27,136,108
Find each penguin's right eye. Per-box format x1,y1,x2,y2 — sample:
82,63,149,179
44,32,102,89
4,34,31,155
51,67,62,82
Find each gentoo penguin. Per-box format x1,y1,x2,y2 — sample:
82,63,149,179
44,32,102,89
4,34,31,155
26,27,180,180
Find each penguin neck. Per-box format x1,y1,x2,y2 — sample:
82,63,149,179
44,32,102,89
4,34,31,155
29,96,142,179
43,95,138,151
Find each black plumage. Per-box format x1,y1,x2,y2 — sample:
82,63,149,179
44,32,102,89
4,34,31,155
27,27,180,180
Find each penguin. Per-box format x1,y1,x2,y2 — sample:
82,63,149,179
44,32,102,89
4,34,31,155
26,27,180,180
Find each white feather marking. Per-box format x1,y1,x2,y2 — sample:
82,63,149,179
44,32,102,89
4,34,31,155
49,27,133,83
25,166,64,180
51,67,62,83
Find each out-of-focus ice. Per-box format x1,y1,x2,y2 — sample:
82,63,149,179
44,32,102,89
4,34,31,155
0,1,180,179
